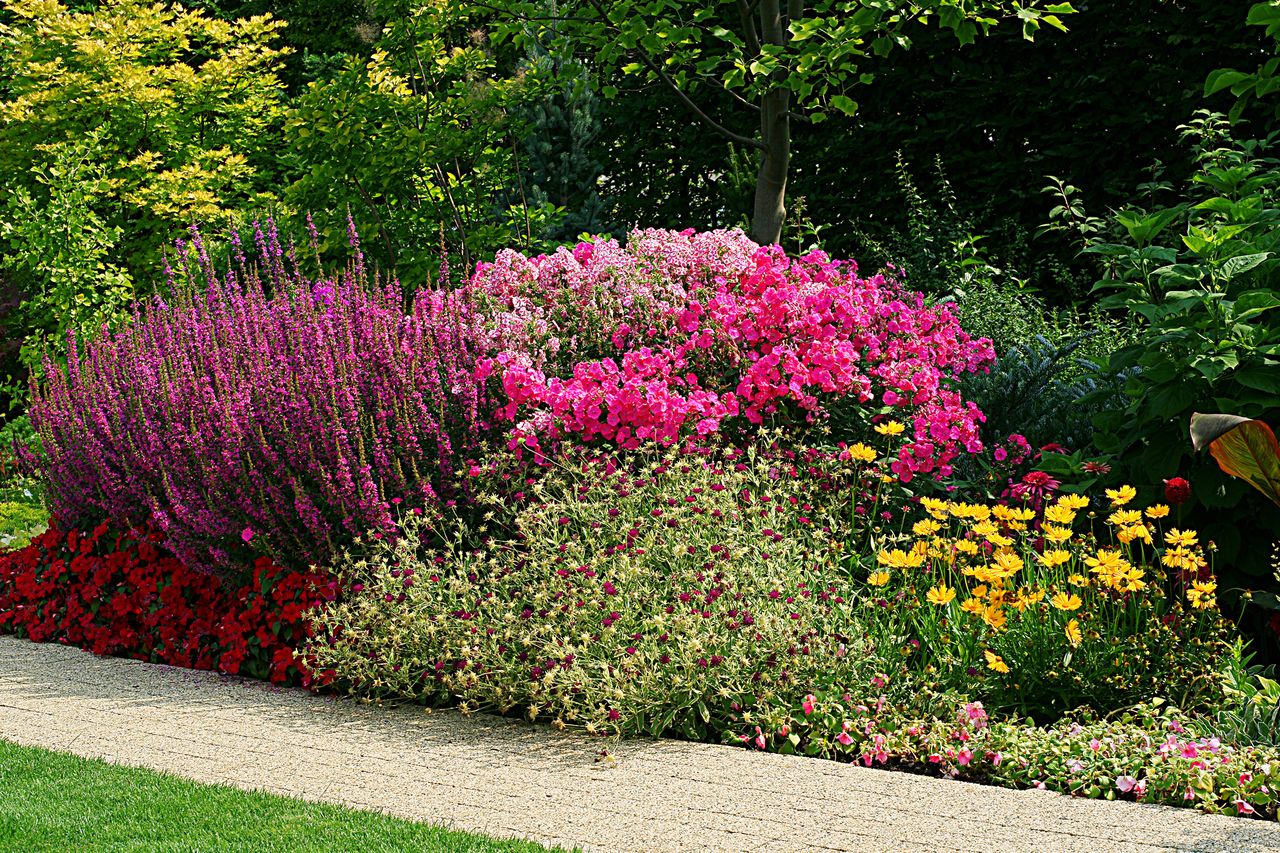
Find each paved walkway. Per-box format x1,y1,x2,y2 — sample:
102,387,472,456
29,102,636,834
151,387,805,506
0,636,1278,852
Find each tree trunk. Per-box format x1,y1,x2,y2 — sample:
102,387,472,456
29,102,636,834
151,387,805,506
751,86,790,245
750,0,794,246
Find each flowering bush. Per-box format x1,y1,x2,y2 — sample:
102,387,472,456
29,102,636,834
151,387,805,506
25,222,493,575
473,229,995,480
860,483,1228,718
308,443,880,737
0,519,336,686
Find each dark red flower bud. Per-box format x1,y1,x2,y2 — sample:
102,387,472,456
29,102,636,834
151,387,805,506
1164,476,1191,505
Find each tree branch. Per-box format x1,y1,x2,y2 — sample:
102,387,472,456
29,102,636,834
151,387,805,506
736,0,762,57
583,0,766,151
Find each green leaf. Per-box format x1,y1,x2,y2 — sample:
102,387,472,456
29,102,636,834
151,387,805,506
1205,69,1253,98
1222,251,1272,279
829,94,858,116
1189,413,1280,507
1113,208,1179,245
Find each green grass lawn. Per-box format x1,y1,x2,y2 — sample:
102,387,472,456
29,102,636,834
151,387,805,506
0,738,554,852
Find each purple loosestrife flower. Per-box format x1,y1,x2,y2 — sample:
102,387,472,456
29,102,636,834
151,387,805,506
26,220,496,577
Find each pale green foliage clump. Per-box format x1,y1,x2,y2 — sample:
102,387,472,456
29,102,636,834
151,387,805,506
308,445,877,740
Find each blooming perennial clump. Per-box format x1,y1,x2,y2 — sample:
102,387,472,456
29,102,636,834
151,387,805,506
472,229,994,480
308,442,878,738
859,484,1228,718
24,221,494,575
0,522,336,685
744,693,1280,817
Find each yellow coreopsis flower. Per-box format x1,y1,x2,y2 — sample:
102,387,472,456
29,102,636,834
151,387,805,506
921,496,950,520
1162,547,1205,572
961,597,986,617
992,550,1024,577
1065,619,1082,648
1067,573,1088,587
1108,509,1143,526
986,532,1014,548
1117,524,1152,545
875,420,906,436
1057,494,1090,511
867,571,891,587
1050,591,1082,611
1105,485,1137,507
1118,570,1147,593
848,443,877,463
878,548,925,569
913,518,942,537
1144,504,1170,519
954,539,980,556
972,519,1000,537
927,584,956,606
1085,549,1131,575
984,649,1010,673
983,604,1008,630
1036,549,1072,568
1013,587,1044,612
1187,580,1217,610
1043,504,1077,526
1042,524,1074,545
1166,528,1199,548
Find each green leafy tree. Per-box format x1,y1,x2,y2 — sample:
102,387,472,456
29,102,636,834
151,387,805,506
518,24,607,241
493,0,1073,244
0,0,289,266
0,0,290,381
284,1,546,281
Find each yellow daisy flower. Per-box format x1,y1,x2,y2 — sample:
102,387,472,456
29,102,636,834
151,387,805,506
1050,591,1082,611
1036,549,1072,568
1065,619,1082,648
984,650,1010,673
913,518,942,537
1043,504,1076,526
848,443,877,463
927,584,956,606
874,421,906,436
1105,485,1137,507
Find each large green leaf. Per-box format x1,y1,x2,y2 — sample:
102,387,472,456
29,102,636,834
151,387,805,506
1189,412,1280,507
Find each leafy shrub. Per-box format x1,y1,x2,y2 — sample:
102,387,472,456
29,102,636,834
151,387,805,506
1215,641,1280,748
308,443,880,739
858,484,1229,719
474,228,996,481
1046,112,1280,573
24,224,494,575
0,0,289,368
0,502,45,552
0,520,335,685
960,333,1130,450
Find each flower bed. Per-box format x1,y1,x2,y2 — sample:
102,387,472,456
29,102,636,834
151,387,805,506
7,226,1278,822
0,521,335,685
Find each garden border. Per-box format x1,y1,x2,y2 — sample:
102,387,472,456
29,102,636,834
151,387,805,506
1,636,1276,853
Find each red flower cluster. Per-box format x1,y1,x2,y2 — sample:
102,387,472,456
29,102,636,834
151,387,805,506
0,521,338,686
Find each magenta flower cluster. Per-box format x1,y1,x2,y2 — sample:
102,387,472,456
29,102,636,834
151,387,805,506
26,222,491,575
472,228,994,479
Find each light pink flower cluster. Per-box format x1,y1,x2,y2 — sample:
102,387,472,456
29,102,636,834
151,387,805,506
470,228,994,479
